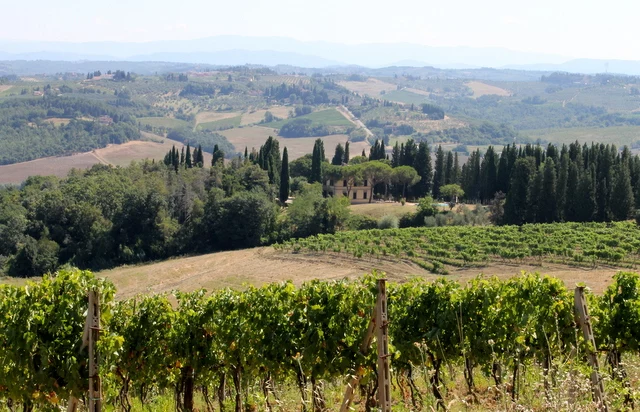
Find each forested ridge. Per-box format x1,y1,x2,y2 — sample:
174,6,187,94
0,96,144,164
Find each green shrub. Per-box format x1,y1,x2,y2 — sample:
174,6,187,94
378,215,399,229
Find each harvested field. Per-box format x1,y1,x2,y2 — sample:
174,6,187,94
221,127,369,160
43,117,71,126
195,111,241,125
240,106,290,125
466,81,511,98
89,247,621,299
338,78,397,96
0,133,203,184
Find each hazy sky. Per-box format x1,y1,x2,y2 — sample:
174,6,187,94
2,0,638,60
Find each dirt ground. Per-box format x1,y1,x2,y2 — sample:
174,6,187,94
93,247,621,300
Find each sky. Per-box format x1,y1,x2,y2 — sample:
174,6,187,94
2,0,639,60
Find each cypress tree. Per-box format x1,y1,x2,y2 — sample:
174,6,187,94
480,146,497,201
610,162,635,220
503,157,536,225
279,147,290,204
444,151,454,184
413,142,432,198
576,165,597,222
332,143,345,165
180,147,185,166
525,167,543,223
539,158,557,223
185,143,192,168
362,149,366,157
244,146,248,161
556,153,569,221
343,141,350,164
452,152,460,185
391,142,401,167
565,161,580,221
433,145,445,199
311,139,323,183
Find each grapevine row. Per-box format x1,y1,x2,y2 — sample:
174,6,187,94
1,269,640,410
275,221,640,272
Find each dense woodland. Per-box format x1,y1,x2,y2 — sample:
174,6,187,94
0,96,146,164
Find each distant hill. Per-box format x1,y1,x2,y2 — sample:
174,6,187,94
5,35,640,75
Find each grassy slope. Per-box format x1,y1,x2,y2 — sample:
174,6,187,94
525,125,640,146
137,117,191,129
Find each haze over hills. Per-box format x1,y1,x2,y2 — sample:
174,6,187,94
1,35,640,75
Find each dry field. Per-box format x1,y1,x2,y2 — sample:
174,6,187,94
349,202,417,219
195,111,241,126
240,106,291,125
43,117,72,126
0,85,13,93
0,152,103,184
338,78,397,96
221,127,369,160
405,87,431,96
0,133,200,184
407,115,467,134
466,81,511,98
86,247,621,299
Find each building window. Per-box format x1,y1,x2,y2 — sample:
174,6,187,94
364,179,368,187
343,180,347,187
353,191,357,199
329,180,334,186
364,191,367,199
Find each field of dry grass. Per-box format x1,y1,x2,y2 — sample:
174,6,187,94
221,127,369,160
81,247,622,299
466,81,511,98
195,111,241,125
42,117,72,126
240,106,291,125
0,133,201,184
338,78,397,96
349,202,417,219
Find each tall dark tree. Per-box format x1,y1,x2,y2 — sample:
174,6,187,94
451,152,460,185
185,143,192,169
480,146,498,201
391,142,401,168
556,153,569,221
564,161,580,221
332,143,345,165
503,157,536,225
610,162,635,220
343,141,350,164
433,145,445,199
279,147,290,204
212,144,224,166
576,165,597,222
362,149,366,157
539,158,557,223
310,139,324,183
444,151,454,184
413,142,432,198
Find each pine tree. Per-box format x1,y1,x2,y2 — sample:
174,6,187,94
279,147,290,204
343,141,350,164
610,162,635,220
332,143,345,165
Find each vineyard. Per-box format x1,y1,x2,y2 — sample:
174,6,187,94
275,222,640,274
1,269,640,411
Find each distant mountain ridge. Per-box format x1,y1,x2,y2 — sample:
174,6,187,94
1,35,640,75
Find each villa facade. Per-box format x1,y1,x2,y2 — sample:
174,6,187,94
323,178,371,204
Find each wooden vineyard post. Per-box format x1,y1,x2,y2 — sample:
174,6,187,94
340,279,391,412
66,290,102,412
574,287,607,411
376,278,391,412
